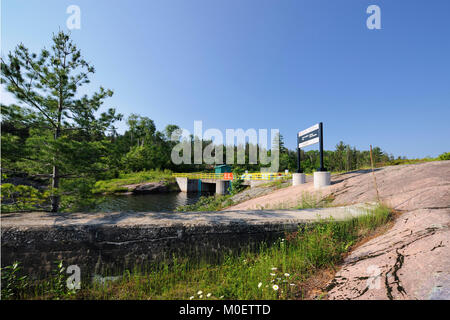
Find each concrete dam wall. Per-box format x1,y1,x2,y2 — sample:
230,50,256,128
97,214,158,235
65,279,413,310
1,204,375,278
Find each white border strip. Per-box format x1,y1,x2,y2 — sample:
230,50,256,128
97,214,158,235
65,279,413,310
298,123,319,137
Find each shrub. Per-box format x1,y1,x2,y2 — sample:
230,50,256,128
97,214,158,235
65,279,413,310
0,183,51,212
438,152,450,161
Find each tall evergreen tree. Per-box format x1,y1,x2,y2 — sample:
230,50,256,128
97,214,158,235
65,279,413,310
1,31,122,211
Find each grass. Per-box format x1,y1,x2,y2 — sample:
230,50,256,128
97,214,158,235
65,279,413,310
3,204,393,300
258,177,292,189
255,191,335,210
381,157,438,167
92,170,176,194
176,194,235,212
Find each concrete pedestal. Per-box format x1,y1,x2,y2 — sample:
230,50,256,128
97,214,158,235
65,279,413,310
292,173,306,186
314,171,331,189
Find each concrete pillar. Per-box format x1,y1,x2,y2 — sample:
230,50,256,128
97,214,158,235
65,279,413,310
292,173,306,186
216,180,227,195
314,171,331,189
175,177,188,192
175,178,199,192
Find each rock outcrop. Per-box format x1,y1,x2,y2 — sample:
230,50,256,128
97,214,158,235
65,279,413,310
225,161,450,299
122,181,170,194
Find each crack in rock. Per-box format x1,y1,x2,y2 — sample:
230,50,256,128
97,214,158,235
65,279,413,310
385,249,407,300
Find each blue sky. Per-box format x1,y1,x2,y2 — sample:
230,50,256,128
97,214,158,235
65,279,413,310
1,0,449,158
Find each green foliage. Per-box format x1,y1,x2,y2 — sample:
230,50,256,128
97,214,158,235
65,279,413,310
1,30,122,212
1,260,78,300
1,262,28,299
92,170,175,194
229,168,246,195
384,157,436,166
0,183,51,212
259,176,291,189
438,152,450,161
176,195,234,212
48,260,77,299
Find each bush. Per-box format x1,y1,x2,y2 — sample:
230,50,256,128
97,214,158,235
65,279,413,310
438,152,450,161
1,262,28,299
0,183,51,212
176,195,234,212
229,168,246,195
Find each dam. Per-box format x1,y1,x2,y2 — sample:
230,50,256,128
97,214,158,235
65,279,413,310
1,203,376,278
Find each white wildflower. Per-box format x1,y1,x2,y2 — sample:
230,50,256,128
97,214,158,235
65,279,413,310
284,273,290,277
207,293,212,298
189,296,194,300
197,290,203,295
258,282,262,288
272,285,279,291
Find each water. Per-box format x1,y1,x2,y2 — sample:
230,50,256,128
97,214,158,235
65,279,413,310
90,192,208,213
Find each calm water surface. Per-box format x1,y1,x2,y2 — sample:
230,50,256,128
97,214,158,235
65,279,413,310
90,192,208,212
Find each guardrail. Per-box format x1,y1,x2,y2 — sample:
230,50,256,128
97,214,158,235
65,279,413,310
172,173,226,180
172,172,293,181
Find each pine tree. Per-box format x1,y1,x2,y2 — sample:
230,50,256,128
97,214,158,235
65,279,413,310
1,31,122,212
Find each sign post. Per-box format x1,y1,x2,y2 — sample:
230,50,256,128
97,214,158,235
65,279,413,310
296,135,302,173
296,122,330,188
318,122,326,172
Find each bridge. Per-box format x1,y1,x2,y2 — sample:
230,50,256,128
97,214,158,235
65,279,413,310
172,172,292,194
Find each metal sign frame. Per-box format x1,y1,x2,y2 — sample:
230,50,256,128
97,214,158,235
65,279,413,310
297,122,326,173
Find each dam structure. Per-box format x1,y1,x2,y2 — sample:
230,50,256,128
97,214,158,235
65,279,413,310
1,203,377,278
173,171,292,195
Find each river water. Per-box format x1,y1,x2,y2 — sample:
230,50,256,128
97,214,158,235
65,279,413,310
90,192,208,212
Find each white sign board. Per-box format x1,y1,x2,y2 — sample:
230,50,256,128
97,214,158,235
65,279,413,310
298,123,320,148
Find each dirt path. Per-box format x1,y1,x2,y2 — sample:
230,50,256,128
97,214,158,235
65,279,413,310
225,161,450,299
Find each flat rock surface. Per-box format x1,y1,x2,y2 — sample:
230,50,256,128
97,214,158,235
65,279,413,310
225,161,450,299
225,161,450,211
326,208,450,300
1,203,377,229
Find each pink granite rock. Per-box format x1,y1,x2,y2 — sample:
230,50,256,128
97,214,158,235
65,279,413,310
225,161,450,299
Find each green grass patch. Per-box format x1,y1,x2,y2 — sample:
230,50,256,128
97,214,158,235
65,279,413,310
3,205,393,300
176,194,234,212
382,157,437,166
255,191,334,210
258,177,291,189
92,170,175,194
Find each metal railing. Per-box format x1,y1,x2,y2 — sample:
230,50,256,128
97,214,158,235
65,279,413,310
172,172,292,181
172,172,226,180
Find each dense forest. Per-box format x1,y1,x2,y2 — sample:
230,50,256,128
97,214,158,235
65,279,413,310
1,31,436,213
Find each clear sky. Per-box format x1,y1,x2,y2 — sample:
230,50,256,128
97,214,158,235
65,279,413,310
1,0,449,158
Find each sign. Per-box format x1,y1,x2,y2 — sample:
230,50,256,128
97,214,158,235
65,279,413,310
298,123,319,148
223,172,233,180
297,122,326,173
